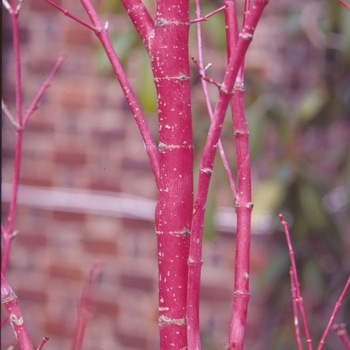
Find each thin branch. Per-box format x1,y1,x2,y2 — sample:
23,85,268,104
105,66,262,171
317,276,350,350
225,1,253,348
187,2,268,349
70,262,104,350
290,268,304,350
2,0,12,13
2,0,24,276
36,336,49,350
120,0,154,52
333,324,350,349
43,0,97,31
339,0,350,11
23,54,66,126
191,14,237,198
79,0,160,185
279,214,313,350
191,5,227,24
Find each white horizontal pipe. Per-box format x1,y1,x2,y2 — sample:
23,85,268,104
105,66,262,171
2,183,275,234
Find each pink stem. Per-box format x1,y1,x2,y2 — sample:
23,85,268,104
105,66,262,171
225,1,254,348
279,214,313,350
119,0,154,52
36,336,50,350
2,1,24,277
187,2,268,349
2,130,22,277
23,54,66,126
150,0,194,348
79,0,160,185
70,262,104,350
317,276,350,350
339,0,350,11
191,5,227,24
193,1,237,199
290,268,304,350
43,0,96,31
1,273,34,350
333,324,350,350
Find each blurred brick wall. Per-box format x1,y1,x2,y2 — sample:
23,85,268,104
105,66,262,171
1,1,271,350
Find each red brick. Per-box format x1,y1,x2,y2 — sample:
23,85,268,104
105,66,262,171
122,217,153,231
52,210,88,222
200,284,232,302
48,264,83,281
20,177,54,188
88,179,122,192
16,288,48,304
115,330,149,349
91,129,127,145
82,239,117,256
43,319,70,338
64,24,94,46
54,82,95,110
53,149,87,166
121,157,152,172
26,113,55,135
119,273,154,292
17,232,48,248
93,300,119,317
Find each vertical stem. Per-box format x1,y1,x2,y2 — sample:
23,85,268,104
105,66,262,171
225,1,252,349
290,269,304,350
151,0,193,348
1,273,34,350
187,2,268,349
227,87,252,350
317,276,350,350
2,2,24,277
70,262,104,350
279,214,313,350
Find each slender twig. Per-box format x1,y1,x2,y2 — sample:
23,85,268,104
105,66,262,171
2,0,24,277
290,268,304,350
225,1,254,348
333,324,350,349
317,276,350,350
339,0,350,11
2,0,12,13
279,214,313,350
23,54,66,126
43,0,97,31
2,8,64,277
187,2,268,349
36,336,49,350
192,1,237,208
70,262,104,350
49,0,160,184
191,5,227,24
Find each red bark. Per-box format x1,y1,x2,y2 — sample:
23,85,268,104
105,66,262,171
151,0,193,348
